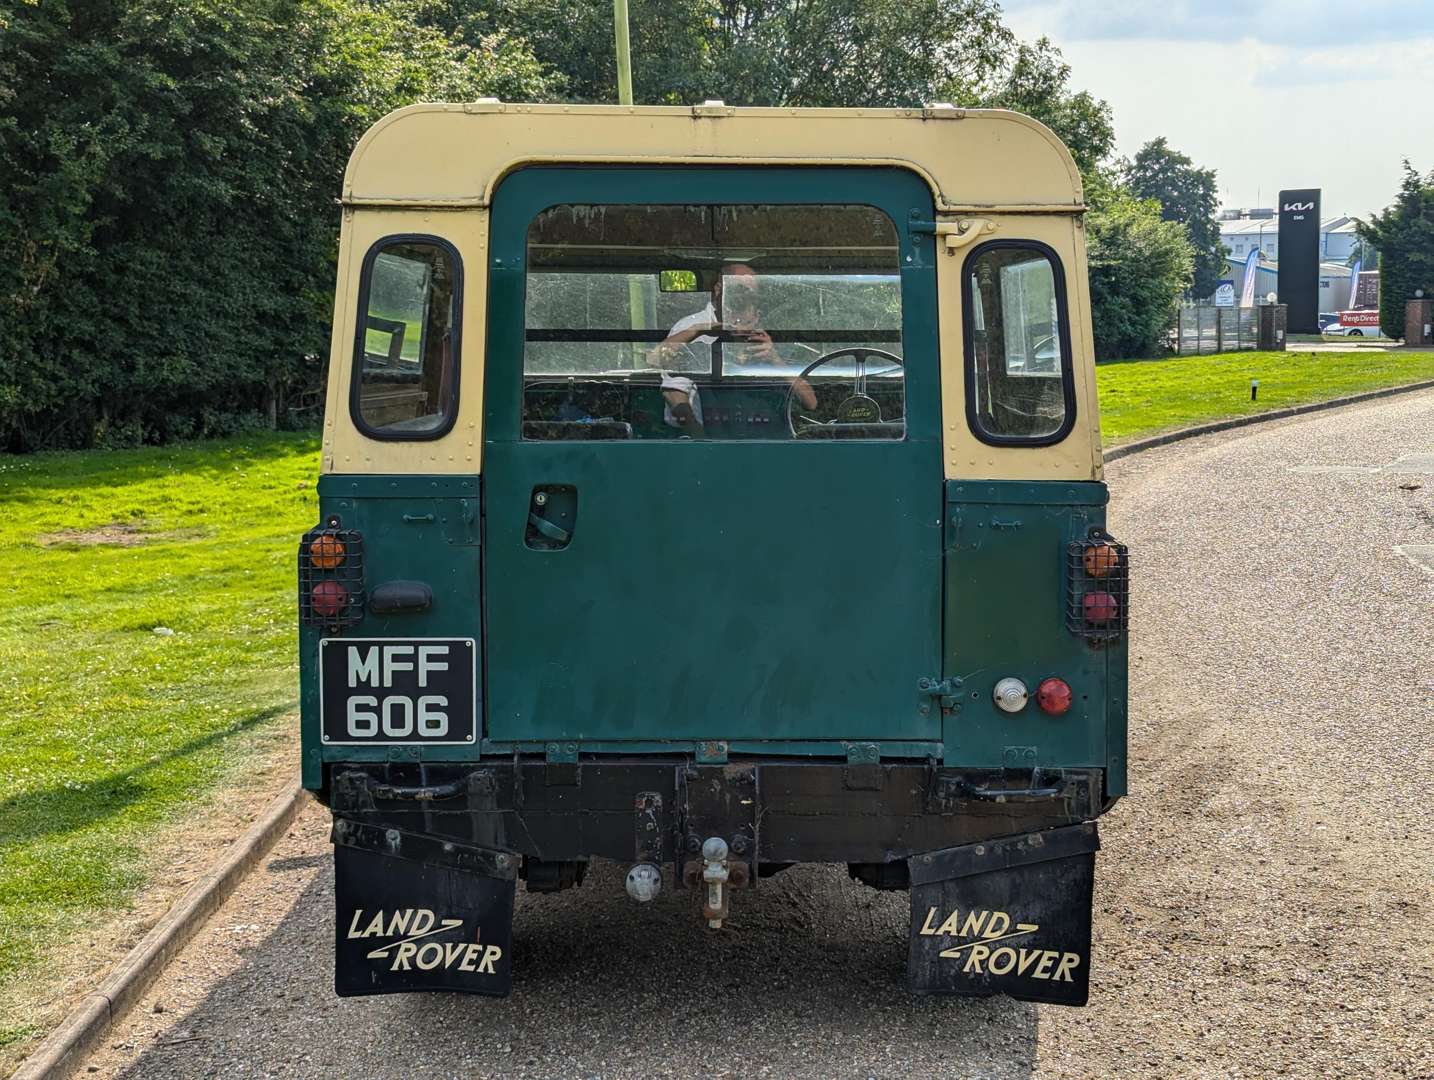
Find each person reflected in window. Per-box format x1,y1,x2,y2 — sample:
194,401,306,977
649,263,816,433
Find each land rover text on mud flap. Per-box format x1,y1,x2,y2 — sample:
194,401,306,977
298,101,1128,1005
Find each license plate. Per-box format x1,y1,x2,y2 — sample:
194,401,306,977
319,637,476,745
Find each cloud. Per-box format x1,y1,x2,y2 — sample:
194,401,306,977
1250,53,1393,88
1005,0,1433,47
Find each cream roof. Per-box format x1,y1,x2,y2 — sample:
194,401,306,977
342,101,1084,214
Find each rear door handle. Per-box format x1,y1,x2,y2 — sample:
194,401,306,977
527,513,570,544
525,485,577,550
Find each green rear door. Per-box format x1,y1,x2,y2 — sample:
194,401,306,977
482,167,942,745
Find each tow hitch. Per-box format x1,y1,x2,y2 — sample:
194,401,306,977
678,765,757,927
681,837,751,927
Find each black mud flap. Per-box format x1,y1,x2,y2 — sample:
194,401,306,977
906,823,1099,1005
332,818,516,998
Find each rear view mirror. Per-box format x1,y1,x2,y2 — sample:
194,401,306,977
660,269,698,293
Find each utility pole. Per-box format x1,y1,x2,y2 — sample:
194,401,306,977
614,0,634,106
614,0,642,363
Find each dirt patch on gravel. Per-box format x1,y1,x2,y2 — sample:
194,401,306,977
0,714,298,1076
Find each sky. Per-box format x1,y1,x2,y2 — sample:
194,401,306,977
1001,0,1434,219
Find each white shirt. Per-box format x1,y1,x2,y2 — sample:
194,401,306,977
661,301,718,371
657,301,715,426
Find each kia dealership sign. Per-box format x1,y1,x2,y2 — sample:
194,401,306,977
1277,188,1320,334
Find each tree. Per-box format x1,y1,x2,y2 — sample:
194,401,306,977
967,37,1114,177
1084,178,1195,359
427,0,1017,109
1124,137,1225,299
1357,162,1434,339
0,0,555,450
0,0,1196,445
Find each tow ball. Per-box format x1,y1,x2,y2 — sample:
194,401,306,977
682,836,750,928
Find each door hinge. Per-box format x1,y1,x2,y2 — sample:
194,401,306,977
906,214,997,254
919,676,964,715
844,742,880,765
695,740,729,765
544,741,579,786
843,742,882,791
545,741,578,764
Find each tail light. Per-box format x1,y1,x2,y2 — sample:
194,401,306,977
309,534,346,569
1066,530,1128,642
310,579,349,619
992,676,1029,713
1083,542,1119,578
1036,677,1072,715
299,518,365,629
1082,591,1119,623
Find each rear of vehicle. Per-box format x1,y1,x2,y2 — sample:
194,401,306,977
299,102,1126,1006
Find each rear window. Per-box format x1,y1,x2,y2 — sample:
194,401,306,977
351,236,461,439
521,204,905,441
964,242,1074,445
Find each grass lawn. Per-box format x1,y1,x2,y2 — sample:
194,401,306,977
1097,349,1434,443
0,433,318,1055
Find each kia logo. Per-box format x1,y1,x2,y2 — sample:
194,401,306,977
1283,202,1314,212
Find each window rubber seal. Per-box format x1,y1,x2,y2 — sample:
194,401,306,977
961,238,1077,448
349,233,463,443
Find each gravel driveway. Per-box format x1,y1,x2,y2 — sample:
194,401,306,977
79,391,1434,1079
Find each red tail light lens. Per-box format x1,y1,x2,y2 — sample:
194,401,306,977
1082,591,1118,624
1036,677,1072,715
311,580,348,618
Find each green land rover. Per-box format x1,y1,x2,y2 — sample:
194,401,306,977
298,100,1128,1005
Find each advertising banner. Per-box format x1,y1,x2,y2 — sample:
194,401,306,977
1240,249,1260,307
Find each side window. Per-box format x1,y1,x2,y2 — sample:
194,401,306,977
351,237,460,439
964,243,1074,445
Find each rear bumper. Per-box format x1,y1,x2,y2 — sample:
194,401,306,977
326,761,1108,1003
322,759,1107,865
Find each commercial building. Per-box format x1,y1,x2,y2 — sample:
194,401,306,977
1211,257,1366,315
1216,210,1367,265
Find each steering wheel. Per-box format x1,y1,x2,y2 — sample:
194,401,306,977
784,347,905,439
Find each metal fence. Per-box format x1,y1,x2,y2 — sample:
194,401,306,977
1173,305,1259,355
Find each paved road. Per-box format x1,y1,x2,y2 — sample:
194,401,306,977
1290,338,1405,352
82,391,1434,1079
